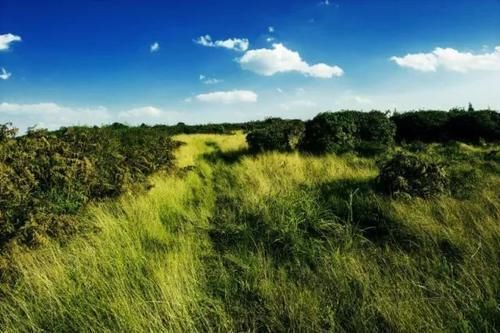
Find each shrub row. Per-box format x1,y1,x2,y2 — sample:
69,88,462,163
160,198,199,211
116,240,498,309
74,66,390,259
246,111,395,155
245,110,500,155
391,110,500,143
0,123,176,248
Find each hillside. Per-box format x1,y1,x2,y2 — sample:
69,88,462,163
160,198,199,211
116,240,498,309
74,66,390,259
1,132,499,332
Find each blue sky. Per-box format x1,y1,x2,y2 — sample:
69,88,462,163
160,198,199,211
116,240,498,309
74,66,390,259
1,0,500,129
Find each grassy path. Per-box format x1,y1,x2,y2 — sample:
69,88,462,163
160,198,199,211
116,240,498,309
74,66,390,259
1,133,499,332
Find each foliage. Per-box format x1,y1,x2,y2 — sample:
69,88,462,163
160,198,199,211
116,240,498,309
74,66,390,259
0,124,176,248
0,123,18,142
246,118,305,152
0,133,498,332
377,153,449,198
301,111,395,154
392,110,500,143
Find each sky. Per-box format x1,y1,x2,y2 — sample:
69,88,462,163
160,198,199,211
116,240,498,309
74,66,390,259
1,0,500,130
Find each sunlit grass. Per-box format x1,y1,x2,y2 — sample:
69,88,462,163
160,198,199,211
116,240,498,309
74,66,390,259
1,132,498,332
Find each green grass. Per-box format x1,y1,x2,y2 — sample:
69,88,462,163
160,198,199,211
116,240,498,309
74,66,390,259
1,133,499,332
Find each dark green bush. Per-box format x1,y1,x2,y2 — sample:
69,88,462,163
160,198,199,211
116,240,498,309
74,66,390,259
377,153,449,198
301,111,395,154
246,118,304,152
446,110,500,143
391,111,450,143
392,110,500,143
448,167,483,200
0,124,176,248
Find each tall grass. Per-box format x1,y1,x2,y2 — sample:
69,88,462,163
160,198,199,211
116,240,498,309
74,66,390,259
0,133,498,332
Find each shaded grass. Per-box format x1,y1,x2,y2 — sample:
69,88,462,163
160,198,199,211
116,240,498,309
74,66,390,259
0,133,499,332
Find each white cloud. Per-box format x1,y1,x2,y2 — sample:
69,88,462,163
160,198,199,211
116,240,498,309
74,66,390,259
119,106,162,118
319,0,330,5
266,37,275,43
0,102,186,130
0,33,22,51
0,102,112,130
0,102,189,130
354,96,372,105
391,46,500,72
195,90,258,104
194,35,249,52
0,68,11,80
199,74,222,84
268,26,275,33
295,87,306,96
280,99,317,111
238,43,344,78
118,106,182,124
150,42,160,52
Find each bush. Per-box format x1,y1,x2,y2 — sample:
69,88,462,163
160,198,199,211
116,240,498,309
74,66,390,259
377,153,448,198
391,111,450,143
246,118,304,152
392,110,500,143
448,167,483,200
446,110,500,143
0,124,176,248
301,111,395,154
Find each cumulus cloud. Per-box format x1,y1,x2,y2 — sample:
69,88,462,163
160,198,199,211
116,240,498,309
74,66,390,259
0,33,22,51
199,74,222,84
150,42,160,52
238,43,344,78
195,90,258,104
391,46,500,72
194,35,249,52
0,68,11,80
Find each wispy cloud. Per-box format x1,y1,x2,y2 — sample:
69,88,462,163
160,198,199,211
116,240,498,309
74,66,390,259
391,46,500,72
268,26,275,33
0,102,112,130
150,42,160,52
199,74,222,84
195,90,258,104
0,33,22,51
194,35,249,52
0,68,11,80
0,102,185,130
238,43,343,78
118,106,182,124
280,99,317,111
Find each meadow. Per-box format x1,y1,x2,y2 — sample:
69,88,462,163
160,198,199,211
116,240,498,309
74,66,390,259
0,127,499,332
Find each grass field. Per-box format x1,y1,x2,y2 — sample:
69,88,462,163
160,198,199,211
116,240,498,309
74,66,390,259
1,132,499,332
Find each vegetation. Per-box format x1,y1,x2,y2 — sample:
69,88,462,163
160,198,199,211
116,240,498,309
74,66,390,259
0,124,176,249
246,118,304,152
392,109,500,143
300,111,395,154
377,153,448,198
0,108,499,332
